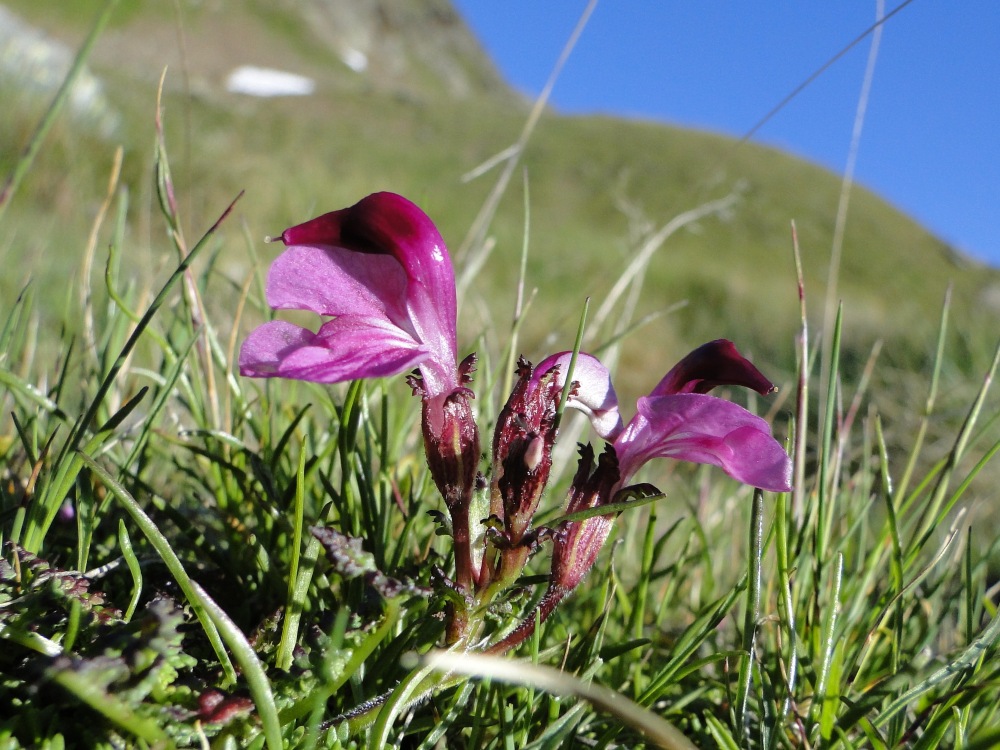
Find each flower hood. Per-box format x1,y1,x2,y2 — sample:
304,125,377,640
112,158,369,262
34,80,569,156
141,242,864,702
239,192,459,397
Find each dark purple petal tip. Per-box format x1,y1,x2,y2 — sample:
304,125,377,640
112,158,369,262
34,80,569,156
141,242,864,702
281,192,446,262
651,339,776,397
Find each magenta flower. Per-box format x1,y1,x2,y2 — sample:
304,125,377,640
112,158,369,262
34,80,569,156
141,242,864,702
240,193,481,595
613,340,791,493
489,341,791,652
239,191,459,398
238,190,793,653
537,340,791,494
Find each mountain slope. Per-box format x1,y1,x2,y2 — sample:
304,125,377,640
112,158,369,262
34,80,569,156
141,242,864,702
0,0,514,101
2,0,997,400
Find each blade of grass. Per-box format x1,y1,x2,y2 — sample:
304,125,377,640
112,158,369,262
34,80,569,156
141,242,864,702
368,637,442,750
426,650,699,750
117,519,142,623
0,0,118,221
820,0,885,407
276,442,308,671
873,606,1000,730
555,296,590,425
875,416,904,740
790,220,810,522
816,303,843,565
118,325,202,478
499,169,534,403
628,505,658,643
639,578,747,704
906,338,1000,564
281,598,403,728
852,519,965,691
590,192,738,343
32,386,149,555
80,146,124,362
896,287,950,504
455,0,598,296
0,622,62,657
809,552,843,737
734,488,765,737
78,452,236,683
187,579,282,750
84,452,284,749
771,486,799,747
22,192,243,553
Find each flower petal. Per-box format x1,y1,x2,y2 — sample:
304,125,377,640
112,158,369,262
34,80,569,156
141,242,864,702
239,318,427,384
651,339,776,396
532,352,623,439
248,193,461,394
280,192,456,371
266,244,410,326
615,393,791,492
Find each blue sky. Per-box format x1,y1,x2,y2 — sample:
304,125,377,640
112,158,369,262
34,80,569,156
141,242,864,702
452,2,1000,267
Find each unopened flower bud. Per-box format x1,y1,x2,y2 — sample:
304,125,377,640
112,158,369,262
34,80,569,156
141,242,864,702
549,443,621,593
422,387,480,513
490,357,562,546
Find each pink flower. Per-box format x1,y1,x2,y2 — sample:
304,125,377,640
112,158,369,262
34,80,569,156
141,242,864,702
613,340,791,493
240,193,481,594
537,340,791,494
548,342,789,605
490,342,790,653
239,191,459,398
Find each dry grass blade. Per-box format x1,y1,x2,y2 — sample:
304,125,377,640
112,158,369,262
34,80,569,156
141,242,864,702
425,650,698,750
590,191,739,348
820,0,886,402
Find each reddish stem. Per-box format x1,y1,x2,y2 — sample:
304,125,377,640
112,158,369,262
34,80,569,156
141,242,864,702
451,505,474,593
485,585,568,655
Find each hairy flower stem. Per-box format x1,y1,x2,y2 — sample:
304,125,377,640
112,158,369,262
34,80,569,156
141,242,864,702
446,602,470,645
485,585,569,655
450,508,474,594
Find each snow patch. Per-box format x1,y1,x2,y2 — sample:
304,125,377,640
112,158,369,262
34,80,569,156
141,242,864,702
225,66,315,97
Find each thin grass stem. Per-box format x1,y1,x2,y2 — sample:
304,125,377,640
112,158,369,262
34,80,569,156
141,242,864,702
0,1,118,221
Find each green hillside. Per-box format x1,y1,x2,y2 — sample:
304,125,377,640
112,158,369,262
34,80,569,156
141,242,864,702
3,0,997,414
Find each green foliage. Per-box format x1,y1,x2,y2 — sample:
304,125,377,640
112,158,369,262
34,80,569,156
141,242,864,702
2,4,999,748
